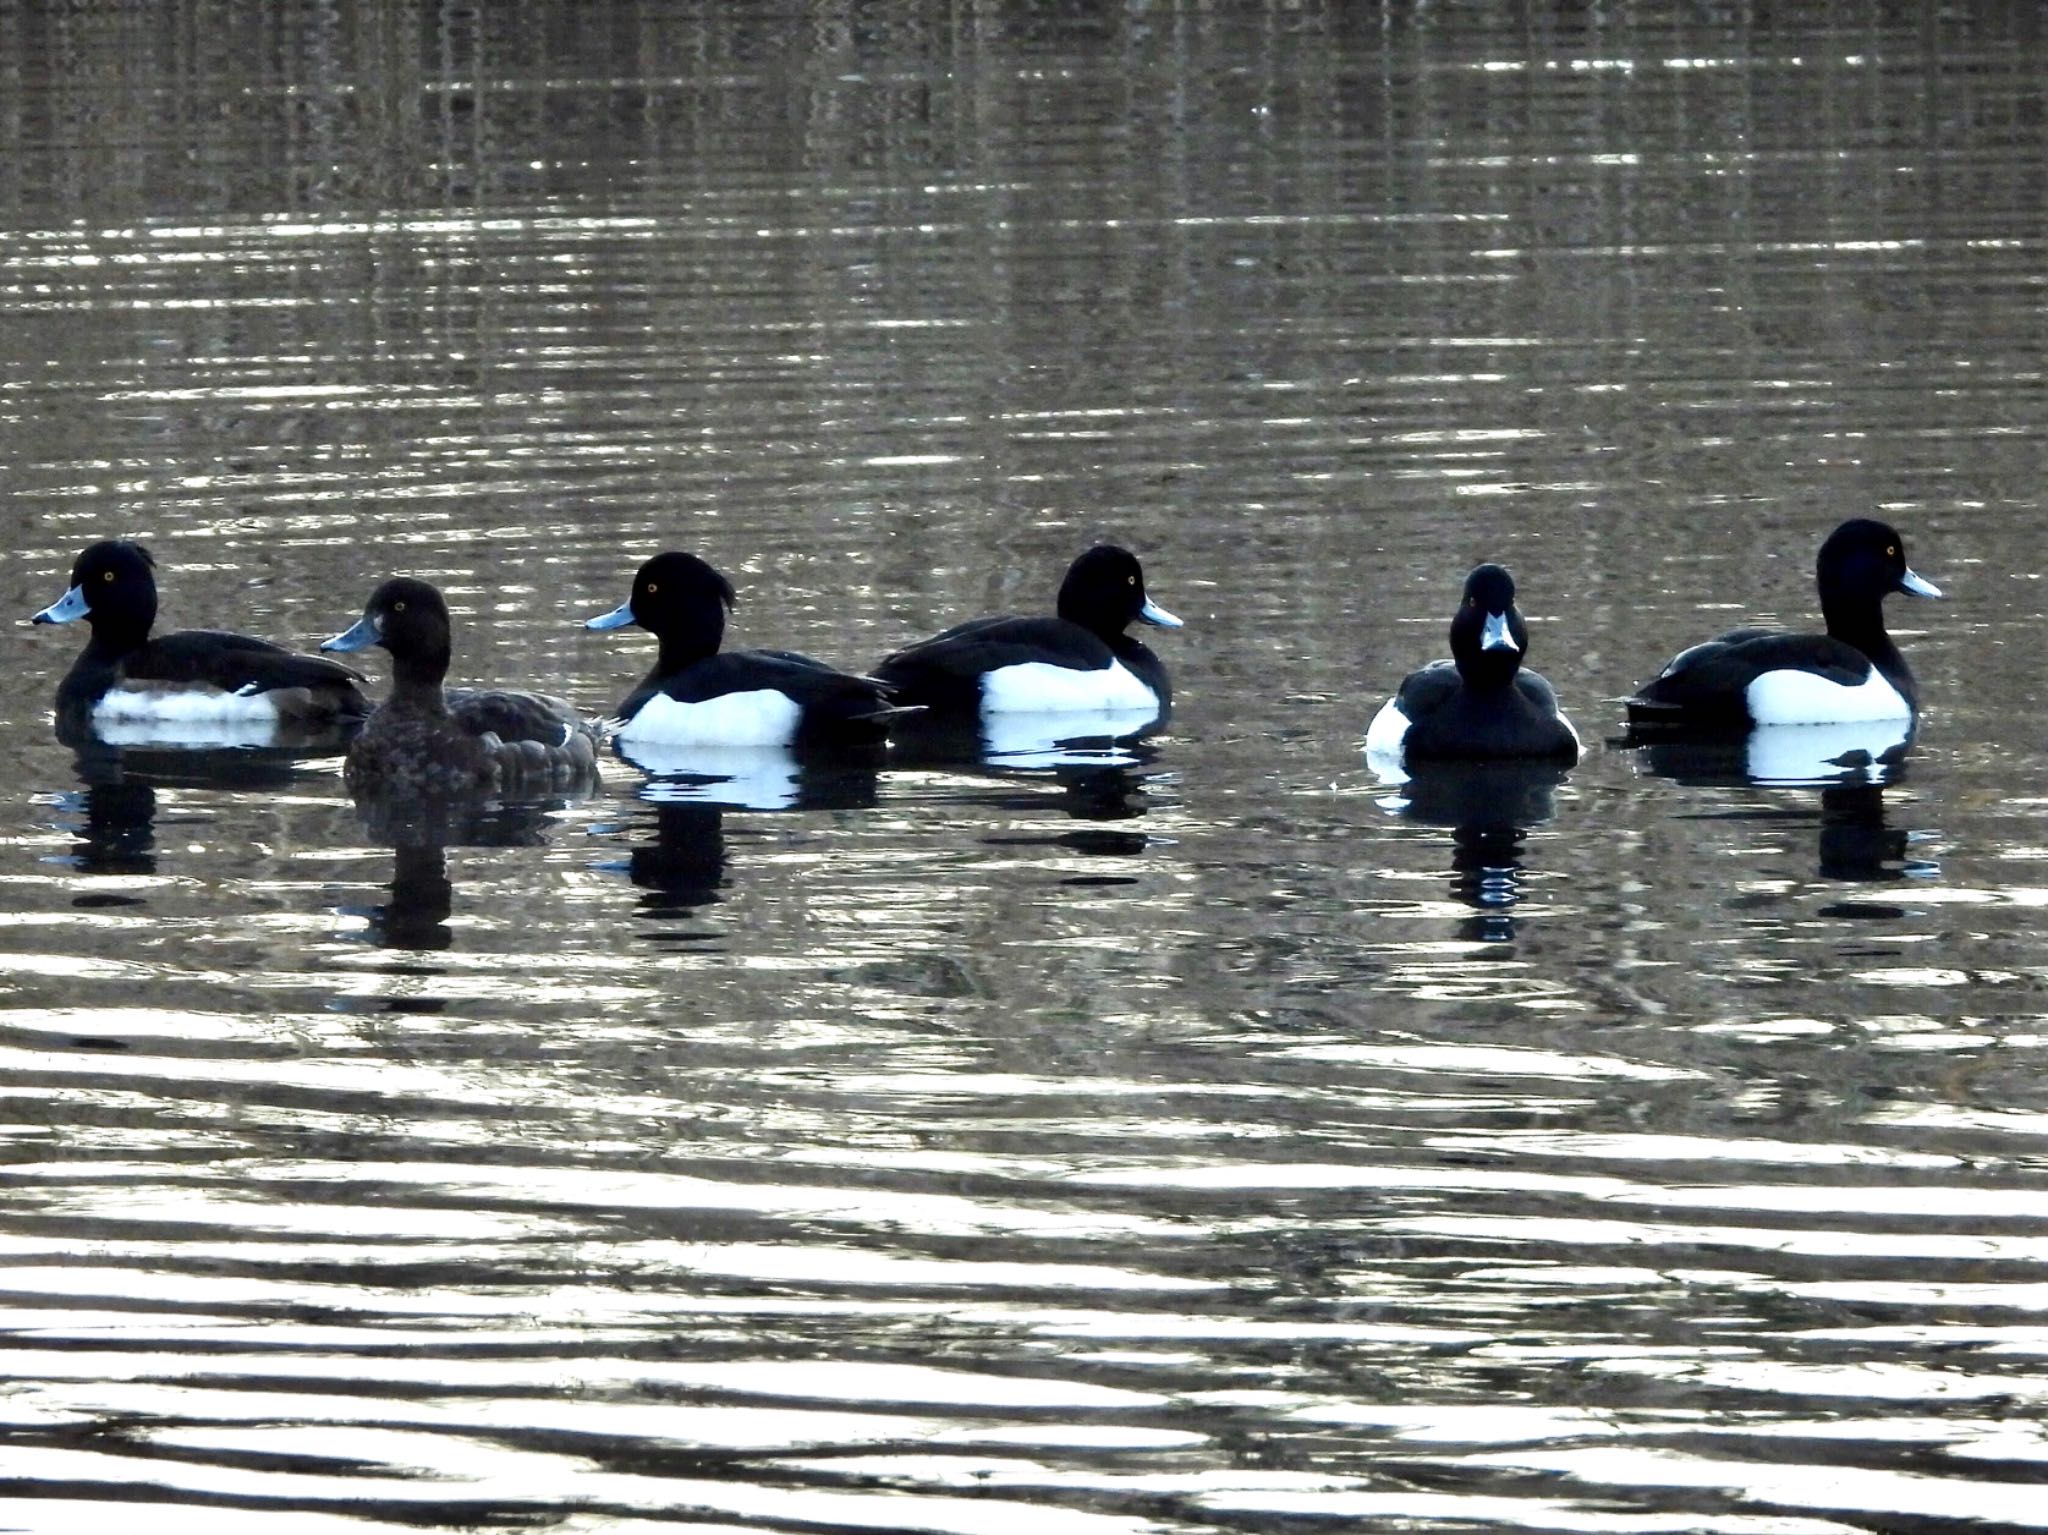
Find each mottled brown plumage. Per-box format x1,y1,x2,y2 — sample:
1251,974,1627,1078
323,578,600,797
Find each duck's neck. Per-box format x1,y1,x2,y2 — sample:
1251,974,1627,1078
82,614,150,664
389,645,453,711
1453,651,1521,694
654,625,720,677
1823,597,1913,698
57,630,134,714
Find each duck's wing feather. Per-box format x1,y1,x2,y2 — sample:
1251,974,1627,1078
1651,626,1779,681
1513,668,1562,713
138,629,368,697
447,686,597,747
1629,631,1870,723
1512,668,1581,757
875,617,1113,708
1391,659,1463,723
629,650,904,724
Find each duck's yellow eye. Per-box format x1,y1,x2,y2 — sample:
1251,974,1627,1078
1127,575,1136,586
645,582,658,596
1887,545,1897,556
102,569,116,583
393,600,406,613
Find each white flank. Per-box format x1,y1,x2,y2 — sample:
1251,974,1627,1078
1556,706,1583,754
983,704,1159,765
1746,665,1909,726
89,686,283,749
1362,698,1411,783
620,742,803,810
1363,697,1410,756
93,684,282,724
93,717,286,749
979,658,1158,715
1746,718,1913,785
616,688,803,747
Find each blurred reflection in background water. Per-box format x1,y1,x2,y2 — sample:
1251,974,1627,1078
4,2,2048,1531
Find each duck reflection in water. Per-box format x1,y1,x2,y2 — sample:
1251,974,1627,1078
53,736,337,886
360,840,456,952
56,705,361,762
891,703,1162,770
612,739,880,813
890,707,1162,832
973,759,1156,874
1623,717,1913,789
613,800,729,938
1625,729,1934,885
1375,760,1570,944
1817,784,1932,883
600,749,882,942
53,779,158,882
343,796,559,962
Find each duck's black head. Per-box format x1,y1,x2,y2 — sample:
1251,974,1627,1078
323,577,455,690
1817,519,1943,628
1054,545,1182,640
31,540,159,645
584,551,736,665
1448,563,1529,689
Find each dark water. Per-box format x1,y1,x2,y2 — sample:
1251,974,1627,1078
5,3,2048,1530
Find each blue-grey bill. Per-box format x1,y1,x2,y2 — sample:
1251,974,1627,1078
320,614,379,653
584,602,636,631
31,585,88,625
1481,610,1521,652
1138,598,1183,629
1899,568,1943,599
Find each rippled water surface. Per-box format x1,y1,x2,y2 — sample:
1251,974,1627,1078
5,3,2048,1531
